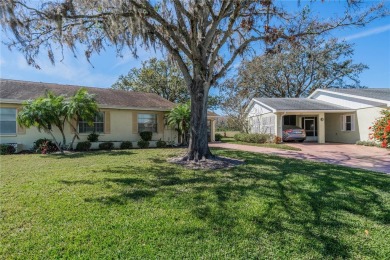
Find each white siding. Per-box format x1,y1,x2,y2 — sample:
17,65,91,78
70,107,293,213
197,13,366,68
249,113,276,135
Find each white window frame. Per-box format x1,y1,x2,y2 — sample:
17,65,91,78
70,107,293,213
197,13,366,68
0,108,17,135
341,114,355,132
78,112,105,133
138,113,157,133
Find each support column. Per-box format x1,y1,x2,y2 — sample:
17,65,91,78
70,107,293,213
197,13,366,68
211,120,216,142
318,112,325,143
275,113,283,139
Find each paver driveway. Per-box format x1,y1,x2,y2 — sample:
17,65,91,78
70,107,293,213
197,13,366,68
209,142,390,174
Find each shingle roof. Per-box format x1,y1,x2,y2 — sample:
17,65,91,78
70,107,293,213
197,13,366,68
207,111,219,117
325,88,390,102
0,79,174,111
254,98,351,111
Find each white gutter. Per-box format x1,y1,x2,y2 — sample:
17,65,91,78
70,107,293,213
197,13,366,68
274,109,355,113
0,99,172,112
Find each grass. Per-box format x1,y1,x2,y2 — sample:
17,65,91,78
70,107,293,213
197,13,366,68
1,148,389,259
221,137,302,151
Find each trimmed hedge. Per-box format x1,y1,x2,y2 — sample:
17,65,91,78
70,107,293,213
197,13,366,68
99,142,114,150
156,139,167,148
140,131,153,141
87,132,99,142
234,133,273,144
137,140,150,149
0,144,16,155
76,141,91,151
215,133,223,141
120,141,133,149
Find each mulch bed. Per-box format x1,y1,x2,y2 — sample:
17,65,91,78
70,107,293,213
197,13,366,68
168,155,245,170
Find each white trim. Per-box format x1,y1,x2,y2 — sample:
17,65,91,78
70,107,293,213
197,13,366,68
309,89,390,106
252,99,277,112
274,109,355,113
0,99,172,112
341,114,355,132
0,107,17,135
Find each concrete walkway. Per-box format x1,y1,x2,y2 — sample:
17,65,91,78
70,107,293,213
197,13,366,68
209,142,390,174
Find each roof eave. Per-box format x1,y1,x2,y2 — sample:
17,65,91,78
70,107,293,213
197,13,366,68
274,109,355,113
0,99,173,111
309,89,390,104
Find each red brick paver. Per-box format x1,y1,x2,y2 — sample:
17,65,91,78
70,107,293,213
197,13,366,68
209,142,390,174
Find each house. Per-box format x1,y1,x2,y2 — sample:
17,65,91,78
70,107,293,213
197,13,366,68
0,79,217,151
246,88,390,143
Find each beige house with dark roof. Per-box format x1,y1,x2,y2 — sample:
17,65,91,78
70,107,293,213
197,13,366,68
246,88,390,143
0,79,216,151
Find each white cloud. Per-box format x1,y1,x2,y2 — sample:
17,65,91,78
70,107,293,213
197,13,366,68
343,24,390,41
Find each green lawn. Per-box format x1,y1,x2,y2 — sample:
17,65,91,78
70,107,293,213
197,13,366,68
1,149,389,259
221,137,302,151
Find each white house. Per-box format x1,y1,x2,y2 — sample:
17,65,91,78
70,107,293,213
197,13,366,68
246,88,390,143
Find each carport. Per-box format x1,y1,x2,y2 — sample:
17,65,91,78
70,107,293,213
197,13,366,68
247,98,354,144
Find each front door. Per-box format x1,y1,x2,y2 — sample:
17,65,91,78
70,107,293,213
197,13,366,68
302,117,318,142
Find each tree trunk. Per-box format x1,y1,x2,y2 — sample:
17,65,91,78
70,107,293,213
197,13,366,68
185,80,212,161
59,128,66,149
47,130,64,154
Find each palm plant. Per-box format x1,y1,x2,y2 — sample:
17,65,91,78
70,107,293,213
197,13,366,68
65,88,99,149
167,103,190,145
18,91,66,153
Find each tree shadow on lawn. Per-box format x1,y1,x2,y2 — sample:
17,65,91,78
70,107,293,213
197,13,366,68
77,149,389,258
49,150,135,159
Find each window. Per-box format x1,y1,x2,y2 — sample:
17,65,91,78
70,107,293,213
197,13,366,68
78,112,104,133
341,114,355,131
0,108,17,135
283,115,296,126
138,114,157,133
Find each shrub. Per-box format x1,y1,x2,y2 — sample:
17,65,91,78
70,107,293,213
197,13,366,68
140,131,153,141
0,144,16,155
215,133,223,141
356,140,377,147
234,133,272,143
76,141,91,151
369,110,390,148
273,136,282,144
120,141,133,149
137,140,150,149
99,142,114,150
87,132,99,142
33,138,58,154
156,139,167,148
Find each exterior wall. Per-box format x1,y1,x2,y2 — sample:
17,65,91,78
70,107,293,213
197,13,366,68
248,112,276,135
247,103,275,134
324,106,386,143
0,104,177,150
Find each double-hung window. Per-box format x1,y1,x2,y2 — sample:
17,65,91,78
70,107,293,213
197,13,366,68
78,112,104,133
341,114,355,131
0,108,17,135
138,114,157,133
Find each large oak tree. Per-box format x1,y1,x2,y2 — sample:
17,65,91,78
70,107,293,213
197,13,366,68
1,0,386,160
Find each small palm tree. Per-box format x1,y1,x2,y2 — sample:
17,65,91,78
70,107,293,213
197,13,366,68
65,88,99,149
18,91,66,153
167,103,190,145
